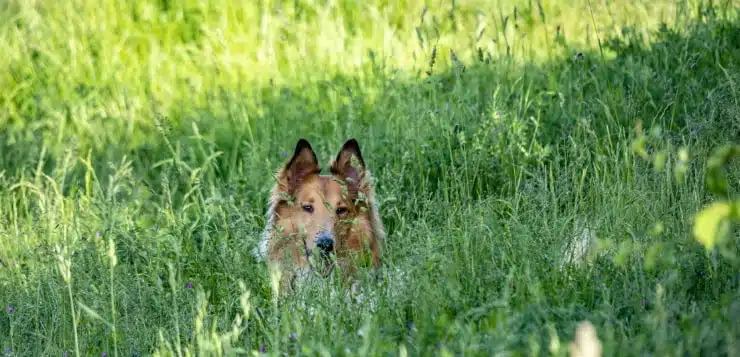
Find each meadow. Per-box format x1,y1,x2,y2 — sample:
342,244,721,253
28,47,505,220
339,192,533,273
1,0,739,355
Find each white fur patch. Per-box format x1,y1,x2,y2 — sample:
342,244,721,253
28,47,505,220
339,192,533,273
252,199,277,262
281,264,411,319
251,226,270,262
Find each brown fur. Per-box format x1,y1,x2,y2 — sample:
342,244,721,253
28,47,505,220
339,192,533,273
257,139,385,293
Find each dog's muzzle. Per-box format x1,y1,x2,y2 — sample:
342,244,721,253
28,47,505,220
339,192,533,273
309,231,335,276
315,231,334,255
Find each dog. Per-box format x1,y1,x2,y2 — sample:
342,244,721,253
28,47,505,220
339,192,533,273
255,138,385,295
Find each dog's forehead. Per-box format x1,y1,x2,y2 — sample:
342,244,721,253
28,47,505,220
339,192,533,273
321,176,345,201
296,175,345,202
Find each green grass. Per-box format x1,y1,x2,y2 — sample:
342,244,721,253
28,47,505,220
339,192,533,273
1,0,740,355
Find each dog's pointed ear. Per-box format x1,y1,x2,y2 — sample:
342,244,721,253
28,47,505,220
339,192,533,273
331,139,366,187
280,139,320,192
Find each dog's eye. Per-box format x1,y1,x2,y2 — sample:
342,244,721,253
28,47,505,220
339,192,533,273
335,207,348,215
302,204,314,213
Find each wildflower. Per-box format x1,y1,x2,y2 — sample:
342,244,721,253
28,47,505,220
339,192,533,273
187,283,193,289
102,352,108,357
96,231,101,238
289,332,297,340
259,345,266,353
6,306,13,313
281,151,287,157
568,321,602,357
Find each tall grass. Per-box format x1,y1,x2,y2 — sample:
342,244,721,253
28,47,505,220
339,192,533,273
1,0,739,356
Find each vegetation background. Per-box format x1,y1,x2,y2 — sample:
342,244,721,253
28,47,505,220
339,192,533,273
1,0,739,355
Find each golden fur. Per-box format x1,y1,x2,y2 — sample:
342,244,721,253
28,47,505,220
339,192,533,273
255,138,385,293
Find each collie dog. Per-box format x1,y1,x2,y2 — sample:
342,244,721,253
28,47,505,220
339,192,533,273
256,138,385,294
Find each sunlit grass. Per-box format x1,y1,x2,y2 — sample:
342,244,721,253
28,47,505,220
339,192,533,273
0,0,697,137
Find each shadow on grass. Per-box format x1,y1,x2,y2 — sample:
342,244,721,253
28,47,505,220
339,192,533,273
1,7,740,356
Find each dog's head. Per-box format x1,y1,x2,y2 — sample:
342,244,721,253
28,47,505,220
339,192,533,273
269,138,381,276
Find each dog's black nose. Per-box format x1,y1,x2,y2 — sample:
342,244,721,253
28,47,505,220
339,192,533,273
315,231,334,253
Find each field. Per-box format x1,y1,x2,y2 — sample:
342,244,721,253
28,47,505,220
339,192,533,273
1,0,740,355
